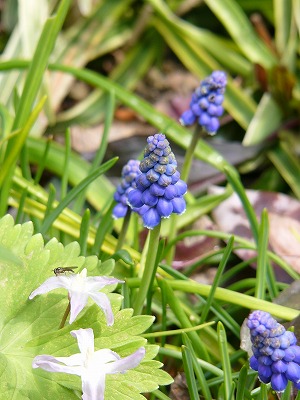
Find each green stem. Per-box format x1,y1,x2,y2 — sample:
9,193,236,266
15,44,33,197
59,301,70,329
181,124,203,183
115,209,131,252
133,223,161,315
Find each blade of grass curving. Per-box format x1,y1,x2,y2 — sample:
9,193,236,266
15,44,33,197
159,279,210,361
73,91,115,213
182,345,200,400
159,346,224,377
34,135,53,185
255,209,269,300
15,187,28,224
0,96,46,187
151,390,170,400
43,183,56,224
200,236,234,324
274,0,292,55
40,157,118,235
236,365,248,400
243,93,282,146
61,128,71,201
204,0,277,68
79,208,90,256
182,333,212,400
224,166,259,242
268,140,300,199
92,200,115,258
217,321,233,400
148,0,251,76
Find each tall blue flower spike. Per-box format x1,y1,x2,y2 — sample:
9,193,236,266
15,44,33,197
113,159,141,219
247,310,300,392
180,70,227,135
127,133,187,229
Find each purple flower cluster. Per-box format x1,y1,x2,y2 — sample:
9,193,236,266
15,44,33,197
113,159,141,219
180,70,227,134
247,310,300,392
127,133,187,229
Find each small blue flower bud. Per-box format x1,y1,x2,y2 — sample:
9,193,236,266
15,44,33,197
141,189,159,207
127,189,144,208
271,373,288,392
171,197,186,215
142,208,161,229
156,198,173,218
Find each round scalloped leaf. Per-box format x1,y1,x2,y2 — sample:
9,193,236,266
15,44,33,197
0,215,172,399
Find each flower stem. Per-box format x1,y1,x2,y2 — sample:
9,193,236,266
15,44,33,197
115,209,131,252
133,223,161,315
165,125,203,265
59,301,70,329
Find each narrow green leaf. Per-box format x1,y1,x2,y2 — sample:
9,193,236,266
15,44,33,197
79,209,90,256
268,140,300,199
0,96,46,187
217,322,233,400
40,157,118,235
182,345,200,400
159,279,210,361
182,333,212,400
274,0,292,55
200,236,234,323
204,0,277,68
243,93,282,146
236,365,248,400
255,209,269,300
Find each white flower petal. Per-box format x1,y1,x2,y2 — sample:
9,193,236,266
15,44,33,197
93,349,120,365
104,347,146,374
32,355,83,376
86,276,124,292
71,328,95,358
88,292,114,326
69,292,89,324
82,370,106,400
29,276,70,299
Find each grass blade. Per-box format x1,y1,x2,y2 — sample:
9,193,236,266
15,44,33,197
40,157,118,235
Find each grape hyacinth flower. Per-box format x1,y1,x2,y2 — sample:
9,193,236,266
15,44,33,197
33,328,146,400
247,310,300,392
113,159,141,219
127,133,187,230
29,268,123,325
180,70,227,135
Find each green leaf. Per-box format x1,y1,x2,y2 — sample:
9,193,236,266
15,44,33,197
204,0,277,68
0,215,171,399
243,93,282,146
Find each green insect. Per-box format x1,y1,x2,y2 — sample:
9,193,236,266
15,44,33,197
53,266,78,276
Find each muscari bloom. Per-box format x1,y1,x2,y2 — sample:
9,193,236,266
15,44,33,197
29,268,123,325
127,133,187,229
113,159,141,219
180,70,227,135
247,310,300,392
33,328,146,400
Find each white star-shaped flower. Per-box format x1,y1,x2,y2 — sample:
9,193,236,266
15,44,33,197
29,268,123,325
33,328,145,400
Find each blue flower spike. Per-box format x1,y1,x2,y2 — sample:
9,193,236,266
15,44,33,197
113,159,141,219
127,133,187,229
247,310,300,392
180,70,227,135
